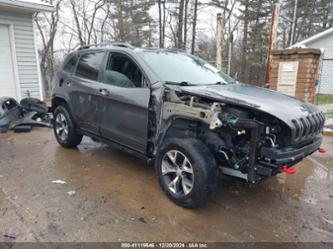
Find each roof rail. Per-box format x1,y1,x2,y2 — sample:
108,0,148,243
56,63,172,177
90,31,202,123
77,42,134,50
164,48,186,53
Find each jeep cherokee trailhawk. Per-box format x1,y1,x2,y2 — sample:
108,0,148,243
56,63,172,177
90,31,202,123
52,43,325,208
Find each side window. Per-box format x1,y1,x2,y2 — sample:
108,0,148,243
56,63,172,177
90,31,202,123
63,55,78,73
75,52,104,81
104,53,143,88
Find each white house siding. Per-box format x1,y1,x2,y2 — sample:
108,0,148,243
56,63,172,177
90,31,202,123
318,60,333,94
0,9,41,99
305,34,333,94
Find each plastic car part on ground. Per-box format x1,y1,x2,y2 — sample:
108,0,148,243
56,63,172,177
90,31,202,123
0,97,21,133
0,97,53,133
20,97,49,114
11,111,53,130
13,125,33,133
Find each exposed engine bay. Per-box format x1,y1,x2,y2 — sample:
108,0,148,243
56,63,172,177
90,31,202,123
156,87,325,182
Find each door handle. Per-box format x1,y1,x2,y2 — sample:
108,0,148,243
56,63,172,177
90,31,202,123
59,78,64,87
99,88,110,96
65,81,71,87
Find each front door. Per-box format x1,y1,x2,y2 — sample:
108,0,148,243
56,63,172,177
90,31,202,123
98,52,150,153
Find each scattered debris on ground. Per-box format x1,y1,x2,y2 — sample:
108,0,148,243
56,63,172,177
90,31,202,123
51,180,66,184
0,97,52,134
0,97,21,133
67,190,76,197
138,217,147,224
3,234,16,240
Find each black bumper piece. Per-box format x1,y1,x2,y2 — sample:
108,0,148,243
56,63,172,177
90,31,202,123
260,136,322,164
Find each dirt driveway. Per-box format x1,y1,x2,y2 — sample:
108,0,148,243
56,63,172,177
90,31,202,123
0,129,332,242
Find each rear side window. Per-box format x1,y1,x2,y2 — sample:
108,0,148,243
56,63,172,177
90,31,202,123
63,55,78,73
75,52,104,81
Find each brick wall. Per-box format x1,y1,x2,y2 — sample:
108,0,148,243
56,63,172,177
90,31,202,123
269,48,321,103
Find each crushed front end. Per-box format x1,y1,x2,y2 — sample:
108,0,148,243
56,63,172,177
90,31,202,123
217,109,325,182
158,87,326,183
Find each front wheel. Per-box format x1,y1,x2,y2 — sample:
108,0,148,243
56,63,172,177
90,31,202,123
53,105,83,148
156,137,218,208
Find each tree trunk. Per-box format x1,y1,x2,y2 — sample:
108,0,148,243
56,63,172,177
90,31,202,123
162,1,166,48
158,0,163,48
70,0,84,46
116,0,125,41
191,0,198,54
183,0,189,50
177,0,185,49
240,1,249,82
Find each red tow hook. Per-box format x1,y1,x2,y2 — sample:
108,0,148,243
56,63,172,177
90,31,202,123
282,165,297,174
319,147,326,154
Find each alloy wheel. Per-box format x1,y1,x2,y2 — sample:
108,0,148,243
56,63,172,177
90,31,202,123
55,113,69,142
161,150,194,196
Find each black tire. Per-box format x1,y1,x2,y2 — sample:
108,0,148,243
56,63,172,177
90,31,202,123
156,137,218,208
53,105,83,148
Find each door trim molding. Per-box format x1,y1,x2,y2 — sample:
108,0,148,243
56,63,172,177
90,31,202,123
0,21,21,100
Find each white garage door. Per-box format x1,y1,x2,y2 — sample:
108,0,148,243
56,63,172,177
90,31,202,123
0,24,17,98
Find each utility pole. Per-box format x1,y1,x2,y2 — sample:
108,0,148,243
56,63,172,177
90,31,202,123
265,4,280,85
290,0,298,46
216,13,223,71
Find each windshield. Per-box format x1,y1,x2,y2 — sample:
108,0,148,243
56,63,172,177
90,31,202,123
139,51,236,85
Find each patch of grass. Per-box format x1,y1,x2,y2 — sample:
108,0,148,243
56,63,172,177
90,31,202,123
316,94,333,105
325,110,333,119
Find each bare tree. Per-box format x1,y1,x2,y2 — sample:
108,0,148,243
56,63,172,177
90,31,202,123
69,0,106,46
100,1,112,43
240,0,249,82
177,0,185,48
34,0,62,96
158,0,164,48
183,0,190,50
70,0,85,46
191,0,199,54
87,0,105,44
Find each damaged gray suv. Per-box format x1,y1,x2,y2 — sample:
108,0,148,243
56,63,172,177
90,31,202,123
52,43,325,208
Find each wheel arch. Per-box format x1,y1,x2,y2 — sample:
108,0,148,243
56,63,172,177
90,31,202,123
51,95,70,112
159,116,205,146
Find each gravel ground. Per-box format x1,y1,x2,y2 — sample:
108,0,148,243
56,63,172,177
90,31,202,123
0,129,333,242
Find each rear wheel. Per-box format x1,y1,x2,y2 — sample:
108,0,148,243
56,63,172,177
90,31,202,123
156,137,218,208
53,105,82,148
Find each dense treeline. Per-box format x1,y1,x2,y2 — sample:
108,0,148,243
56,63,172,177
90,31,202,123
36,0,333,94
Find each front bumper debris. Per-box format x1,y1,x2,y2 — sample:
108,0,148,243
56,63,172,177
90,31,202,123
252,136,323,181
260,136,322,164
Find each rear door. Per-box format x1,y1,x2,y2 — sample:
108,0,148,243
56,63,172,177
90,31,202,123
98,52,150,153
69,51,106,135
